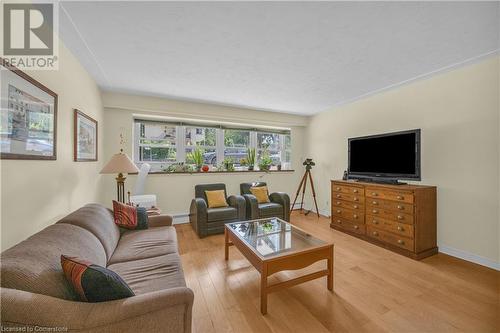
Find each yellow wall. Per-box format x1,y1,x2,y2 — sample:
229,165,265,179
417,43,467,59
0,43,104,251
306,56,500,265
101,92,309,217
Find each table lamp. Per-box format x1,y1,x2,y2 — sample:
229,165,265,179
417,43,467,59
100,149,139,202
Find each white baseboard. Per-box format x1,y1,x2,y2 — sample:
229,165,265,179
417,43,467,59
438,245,499,271
172,213,190,225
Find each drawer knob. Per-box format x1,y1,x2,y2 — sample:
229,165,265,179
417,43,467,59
372,231,379,236
372,220,378,224
354,225,359,229
397,226,404,231
397,215,404,220
337,210,341,214
353,205,358,209
353,197,359,201
353,189,358,193
372,192,378,196
397,195,404,200
397,239,405,245
372,201,378,205
336,201,341,205
336,194,341,198
353,214,358,219
397,205,403,210
337,220,342,224
336,187,341,191
372,209,378,214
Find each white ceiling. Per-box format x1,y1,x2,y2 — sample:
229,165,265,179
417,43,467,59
59,1,499,115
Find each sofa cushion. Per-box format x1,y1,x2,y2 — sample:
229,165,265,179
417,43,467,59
108,226,178,265
259,202,283,217
112,200,149,230
57,204,120,261
108,253,186,295
61,255,134,302
207,207,237,222
0,224,106,300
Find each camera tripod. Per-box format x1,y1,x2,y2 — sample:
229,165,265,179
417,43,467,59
291,159,320,218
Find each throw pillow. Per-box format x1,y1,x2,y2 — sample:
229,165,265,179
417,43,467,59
205,190,228,208
112,200,149,230
61,255,134,302
250,186,270,204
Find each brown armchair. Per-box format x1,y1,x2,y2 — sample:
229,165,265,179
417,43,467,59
240,182,290,221
189,183,246,238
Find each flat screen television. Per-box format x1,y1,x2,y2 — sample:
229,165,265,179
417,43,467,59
348,129,421,183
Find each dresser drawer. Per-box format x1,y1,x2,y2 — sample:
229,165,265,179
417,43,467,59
367,198,414,214
332,192,365,203
332,199,364,211
331,217,365,235
332,207,365,223
366,214,414,238
332,184,364,196
366,187,414,204
367,208,414,224
366,226,414,251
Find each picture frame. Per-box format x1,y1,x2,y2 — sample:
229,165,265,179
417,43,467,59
74,109,98,162
0,58,58,160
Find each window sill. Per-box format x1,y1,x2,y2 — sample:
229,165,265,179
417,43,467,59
133,169,295,175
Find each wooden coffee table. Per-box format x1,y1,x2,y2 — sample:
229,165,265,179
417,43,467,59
224,218,334,314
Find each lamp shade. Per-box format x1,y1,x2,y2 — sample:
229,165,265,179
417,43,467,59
100,151,139,174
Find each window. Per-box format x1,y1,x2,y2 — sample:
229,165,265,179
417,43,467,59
224,129,250,165
185,126,217,166
136,123,176,167
134,120,291,172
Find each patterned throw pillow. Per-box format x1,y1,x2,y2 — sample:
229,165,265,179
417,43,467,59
250,186,270,204
205,190,229,208
112,200,149,230
61,255,134,302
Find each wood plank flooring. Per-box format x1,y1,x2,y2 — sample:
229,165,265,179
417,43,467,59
175,213,499,333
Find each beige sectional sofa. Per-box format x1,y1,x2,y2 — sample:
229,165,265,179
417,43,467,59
0,204,193,332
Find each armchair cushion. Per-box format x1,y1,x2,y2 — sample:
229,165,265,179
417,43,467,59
250,186,270,203
258,202,284,217
205,190,229,208
207,207,238,222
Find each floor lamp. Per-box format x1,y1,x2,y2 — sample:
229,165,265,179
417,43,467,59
100,149,139,203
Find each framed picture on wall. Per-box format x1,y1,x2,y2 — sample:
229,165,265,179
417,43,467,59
74,109,98,161
0,58,58,160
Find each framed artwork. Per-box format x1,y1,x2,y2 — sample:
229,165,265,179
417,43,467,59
0,58,58,160
74,109,98,161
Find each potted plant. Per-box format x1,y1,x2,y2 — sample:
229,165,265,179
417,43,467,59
246,148,256,170
186,147,204,171
223,157,235,171
258,149,273,171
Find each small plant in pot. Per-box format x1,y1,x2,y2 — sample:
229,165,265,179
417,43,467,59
223,157,235,171
246,148,256,170
258,149,273,171
186,147,204,172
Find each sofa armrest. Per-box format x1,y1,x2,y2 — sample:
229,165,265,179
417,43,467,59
243,194,259,220
1,287,194,333
270,192,291,221
227,195,246,220
148,214,173,227
189,198,208,237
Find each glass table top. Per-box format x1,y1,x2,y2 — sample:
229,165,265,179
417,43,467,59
226,218,327,258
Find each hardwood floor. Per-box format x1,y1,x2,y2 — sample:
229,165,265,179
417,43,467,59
175,213,499,333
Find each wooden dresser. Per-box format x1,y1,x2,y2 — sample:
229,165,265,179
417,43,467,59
330,180,437,259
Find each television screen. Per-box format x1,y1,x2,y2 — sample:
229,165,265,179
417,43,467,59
348,129,420,180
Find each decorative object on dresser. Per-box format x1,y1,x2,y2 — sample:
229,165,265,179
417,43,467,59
1,58,58,160
100,149,139,203
330,180,437,259
73,109,98,161
291,158,320,217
